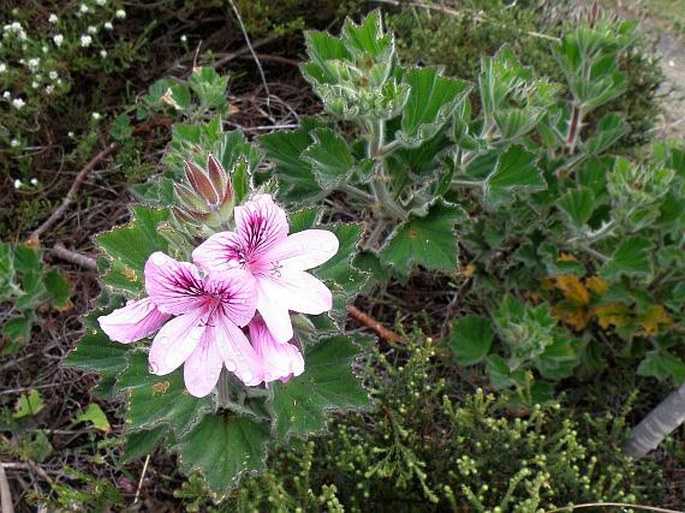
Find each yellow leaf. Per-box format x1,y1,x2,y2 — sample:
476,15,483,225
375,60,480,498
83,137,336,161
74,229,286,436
636,305,672,336
585,276,609,296
593,302,632,330
555,275,590,306
558,253,578,261
552,300,591,331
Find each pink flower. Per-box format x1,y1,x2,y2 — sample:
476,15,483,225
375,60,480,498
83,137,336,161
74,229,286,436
249,317,304,384
97,251,262,397
193,194,338,343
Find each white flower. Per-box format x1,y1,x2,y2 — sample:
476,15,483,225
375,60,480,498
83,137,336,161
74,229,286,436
45,85,54,95
87,25,97,35
80,4,89,13
95,0,106,5
27,57,40,69
68,131,74,137
14,179,23,189
49,71,58,80
48,14,58,24
180,35,187,43
0,63,6,73
53,34,64,47
12,98,25,109
80,35,92,47
31,81,39,89
115,9,126,19
104,21,113,30
2,91,10,99
30,178,39,186
92,112,102,121
100,49,107,58
10,139,20,148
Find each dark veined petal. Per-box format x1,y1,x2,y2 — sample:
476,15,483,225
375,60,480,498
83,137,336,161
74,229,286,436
98,298,171,343
144,252,206,315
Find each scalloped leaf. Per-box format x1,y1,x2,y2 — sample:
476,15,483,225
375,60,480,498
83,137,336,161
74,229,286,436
397,68,470,147
449,316,494,366
380,201,464,277
175,414,270,495
301,128,356,189
117,351,212,436
96,206,171,294
557,186,595,228
313,223,365,298
601,237,653,281
270,335,369,439
484,145,545,206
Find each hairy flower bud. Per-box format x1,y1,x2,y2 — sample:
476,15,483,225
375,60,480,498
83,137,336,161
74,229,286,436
174,154,235,229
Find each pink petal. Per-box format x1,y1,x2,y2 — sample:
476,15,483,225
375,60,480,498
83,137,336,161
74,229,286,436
234,194,288,263
97,298,170,343
250,318,304,383
144,252,205,315
203,269,257,327
183,332,224,397
148,310,206,375
192,231,242,274
264,230,339,271
255,270,333,343
213,314,264,386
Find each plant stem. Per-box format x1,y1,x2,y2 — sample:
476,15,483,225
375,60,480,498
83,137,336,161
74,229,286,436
452,179,484,188
367,119,408,221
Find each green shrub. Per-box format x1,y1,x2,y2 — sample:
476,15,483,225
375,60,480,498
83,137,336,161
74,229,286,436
179,336,662,512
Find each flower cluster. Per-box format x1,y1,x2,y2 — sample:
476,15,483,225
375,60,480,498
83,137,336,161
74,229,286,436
98,194,339,397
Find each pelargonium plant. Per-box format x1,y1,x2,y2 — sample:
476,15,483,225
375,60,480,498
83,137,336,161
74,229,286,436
67,152,369,494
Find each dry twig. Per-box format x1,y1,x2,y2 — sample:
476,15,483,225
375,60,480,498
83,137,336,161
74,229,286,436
347,305,406,344
27,142,119,245
0,463,14,513
50,243,98,272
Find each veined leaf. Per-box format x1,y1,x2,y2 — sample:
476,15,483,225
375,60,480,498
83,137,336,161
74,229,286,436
600,237,652,280
397,68,470,147
301,128,356,189
484,145,545,206
449,316,494,366
557,187,595,228
380,201,464,277
637,350,685,383
271,335,369,439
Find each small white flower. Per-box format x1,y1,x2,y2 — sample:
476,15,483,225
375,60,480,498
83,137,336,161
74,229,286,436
10,22,22,31
100,49,108,58
30,178,39,186
53,34,64,47
31,81,39,89
42,45,48,54
104,21,113,30
12,97,25,109
87,25,97,35
48,14,58,24
14,179,23,189
45,85,54,95
2,91,10,99
10,139,20,148
92,112,102,121
180,34,187,43
0,63,6,73
27,57,40,69
115,9,126,19
95,0,106,5
80,34,92,47
49,71,58,80
80,4,89,13
68,131,74,137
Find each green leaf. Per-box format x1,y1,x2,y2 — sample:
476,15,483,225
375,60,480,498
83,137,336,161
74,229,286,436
601,237,652,281
302,128,356,189
63,316,130,397
398,68,470,147
449,316,494,366
13,244,42,275
341,10,389,60
637,350,685,383
0,242,14,301
72,403,111,432
484,145,545,206
22,431,53,463
584,113,627,155
13,389,45,419
2,313,33,351
117,351,212,436
43,269,72,310
175,415,270,494
380,201,464,277
96,206,170,293
231,157,250,205
123,425,168,462
271,335,369,439
493,107,544,141
535,336,580,379
557,187,595,228
259,129,323,204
